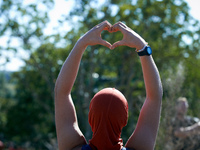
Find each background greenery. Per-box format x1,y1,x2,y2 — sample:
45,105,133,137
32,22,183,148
1,0,200,149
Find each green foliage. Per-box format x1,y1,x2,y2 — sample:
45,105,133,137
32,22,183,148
1,0,200,149
0,0,54,53
3,44,66,148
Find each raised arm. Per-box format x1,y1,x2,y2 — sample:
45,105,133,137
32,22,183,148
111,22,163,150
54,21,112,150
130,52,163,150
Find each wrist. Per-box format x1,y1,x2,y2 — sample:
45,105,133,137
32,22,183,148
136,42,148,51
76,38,88,49
137,45,152,56
136,45,147,52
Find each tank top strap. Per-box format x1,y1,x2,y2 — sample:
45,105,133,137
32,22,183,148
81,145,92,150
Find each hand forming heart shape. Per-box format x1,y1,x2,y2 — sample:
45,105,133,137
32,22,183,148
80,20,147,50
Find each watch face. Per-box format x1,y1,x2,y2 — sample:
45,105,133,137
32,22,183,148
147,47,152,55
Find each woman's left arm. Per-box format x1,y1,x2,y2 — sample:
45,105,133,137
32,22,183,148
54,21,112,150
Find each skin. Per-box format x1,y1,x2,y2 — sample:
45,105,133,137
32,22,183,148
175,100,188,120
174,100,200,138
54,20,163,150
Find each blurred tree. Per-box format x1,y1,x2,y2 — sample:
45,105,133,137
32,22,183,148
0,0,55,148
182,26,200,117
4,43,67,149
0,0,54,62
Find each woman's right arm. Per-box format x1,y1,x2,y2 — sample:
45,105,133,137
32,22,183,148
111,22,163,150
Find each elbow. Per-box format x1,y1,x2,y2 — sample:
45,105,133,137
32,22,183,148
146,79,163,101
54,80,60,99
148,85,163,101
159,84,163,100
156,82,163,101
54,79,71,98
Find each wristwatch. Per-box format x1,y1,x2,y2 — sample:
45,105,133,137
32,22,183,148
137,46,152,56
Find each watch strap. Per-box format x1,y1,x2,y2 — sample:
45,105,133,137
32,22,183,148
137,46,152,56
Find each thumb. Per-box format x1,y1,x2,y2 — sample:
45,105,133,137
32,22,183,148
99,39,112,49
111,40,125,50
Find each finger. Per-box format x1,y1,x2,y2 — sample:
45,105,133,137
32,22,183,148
111,21,127,33
98,20,112,32
111,40,125,50
96,20,109,27
113,21,127,28
92,21,108,31
113,24,126,33
99,39,112,49
104,25,111,32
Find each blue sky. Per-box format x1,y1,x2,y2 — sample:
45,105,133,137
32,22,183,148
1,0,200,71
